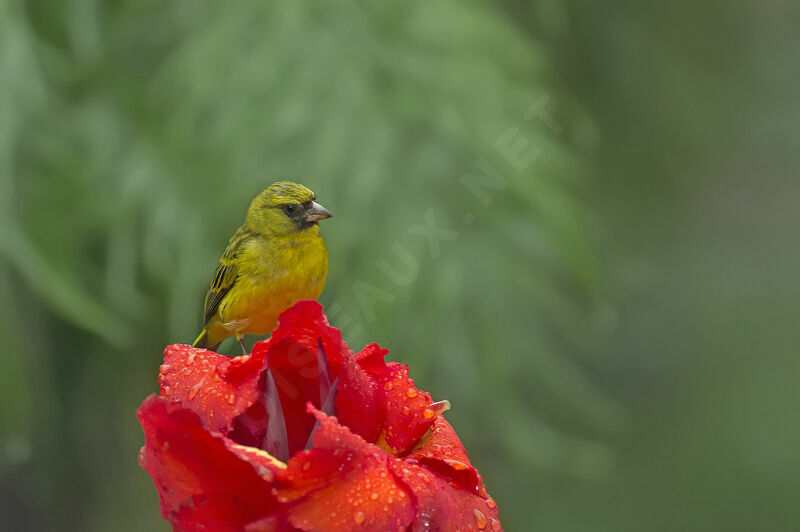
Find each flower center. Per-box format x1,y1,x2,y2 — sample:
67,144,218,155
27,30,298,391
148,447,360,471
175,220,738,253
260,339,337,462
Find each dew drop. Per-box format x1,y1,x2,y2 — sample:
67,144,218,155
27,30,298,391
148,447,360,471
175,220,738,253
474,509,487,529
486,498,496,509
402,406,410,415
491,517,501,531
371,492,378,500
443,458,470,470
227,394,235,405
423,408,435,419
302,461,311,471
406,388,418,398
353,511,365,524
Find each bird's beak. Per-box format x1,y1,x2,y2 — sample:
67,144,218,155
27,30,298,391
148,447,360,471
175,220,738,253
305,201,333,222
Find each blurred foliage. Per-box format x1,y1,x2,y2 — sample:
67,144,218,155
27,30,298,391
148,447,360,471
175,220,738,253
1,0,798,531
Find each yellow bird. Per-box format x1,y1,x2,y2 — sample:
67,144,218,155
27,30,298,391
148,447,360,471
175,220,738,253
193,181,332,353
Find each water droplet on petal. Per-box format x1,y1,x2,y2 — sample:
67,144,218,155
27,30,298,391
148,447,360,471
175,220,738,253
406,388,418,398
486,498,496,509
353,511,365,524
384,382,393,391
227,394,235,404
302,461,311,471
444,458,470,470
474,509,487,529
423,408,435,419
491,517,501,530
371,492,378,500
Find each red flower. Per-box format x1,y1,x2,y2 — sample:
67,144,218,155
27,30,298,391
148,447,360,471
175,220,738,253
137,301,501,531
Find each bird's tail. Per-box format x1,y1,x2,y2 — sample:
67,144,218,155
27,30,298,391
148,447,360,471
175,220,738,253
192,328,222,352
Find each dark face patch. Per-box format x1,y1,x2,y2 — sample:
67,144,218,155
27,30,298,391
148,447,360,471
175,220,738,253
281,201,316,231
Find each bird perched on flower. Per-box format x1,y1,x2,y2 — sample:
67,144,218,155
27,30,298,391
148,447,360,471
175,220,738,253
193,181,332,353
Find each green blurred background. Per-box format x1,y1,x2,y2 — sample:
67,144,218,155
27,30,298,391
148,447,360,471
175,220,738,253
2,1,798,530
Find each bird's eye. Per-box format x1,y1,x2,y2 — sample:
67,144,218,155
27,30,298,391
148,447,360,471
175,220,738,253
284,204,298,215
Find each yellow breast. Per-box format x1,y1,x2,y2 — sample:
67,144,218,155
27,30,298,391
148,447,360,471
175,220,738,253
214,228,328,337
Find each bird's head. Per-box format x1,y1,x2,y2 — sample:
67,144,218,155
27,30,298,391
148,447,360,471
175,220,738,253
245,181,333,236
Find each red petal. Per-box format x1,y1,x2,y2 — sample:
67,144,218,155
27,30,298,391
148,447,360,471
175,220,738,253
137,395,277,528
389,460,502,532
253,300,349,372
273,406,415,532
406,416,482,493
159,344,265,433
259,336,326,456
250,301,351,456
354,342,388,376
335,355,383,443
376,362,436,455
170,494,261,532
245,514,299,532
229,396,269,449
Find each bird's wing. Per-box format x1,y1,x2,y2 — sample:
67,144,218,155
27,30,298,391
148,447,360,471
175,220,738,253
203,228,250,325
